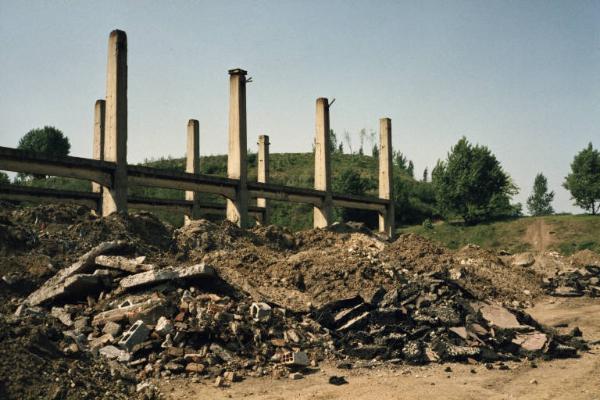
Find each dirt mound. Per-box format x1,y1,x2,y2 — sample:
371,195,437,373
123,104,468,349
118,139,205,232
570,249,600,268
0,312,135,400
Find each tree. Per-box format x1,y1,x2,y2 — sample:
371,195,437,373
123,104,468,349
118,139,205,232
422,167,428,182
334,169,376,226
372,144,379,158
432,137,518,224
407,161,414,178
526,173,554,216
17,126,70,179
563,143,600,215
0,172,9,185
393,150,407,170
329,129,338,154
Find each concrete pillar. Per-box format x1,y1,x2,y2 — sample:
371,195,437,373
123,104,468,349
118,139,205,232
102,30,128,216
226,68,249,228
313,97,333,228
257,134,270,224
92,99,105,194
378,118,395,237
186,119,201,218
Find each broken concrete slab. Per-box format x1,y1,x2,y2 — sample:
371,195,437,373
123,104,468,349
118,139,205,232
50,307,73,327
95,255,154,273
478,303,524,330
99,345,131,362
551,286,583,297
513,332,548,352
336,311,371,332
28,273,109,307
26,240,126,306
102,321,122,337
92,298,168,326
119,263,216,290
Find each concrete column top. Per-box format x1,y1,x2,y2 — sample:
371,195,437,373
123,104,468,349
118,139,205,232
228,68,247,75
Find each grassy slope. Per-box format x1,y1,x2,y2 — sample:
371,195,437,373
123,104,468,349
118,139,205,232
399,215,600,255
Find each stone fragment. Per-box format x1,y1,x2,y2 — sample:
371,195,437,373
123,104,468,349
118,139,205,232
103,321,122,337
89,333,115,349
94,255,153,273
449,327,468,340
513,253,535,267
214,376,225,387
336,311,370,332
289,372,303,380
185,363,205,373
51,307,73,327
333,303,370,327
223,371,240,382
478,304,524,330
119,263,216,290
73,316,89,332
328,376,348,385
513,332,547,352
551,286,583,297
250,302,272,321
118,320,150,351
155,316,174,336
92,298,167,326
99,345,131,362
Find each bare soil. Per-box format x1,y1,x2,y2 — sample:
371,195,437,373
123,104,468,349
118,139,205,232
161,296,600,400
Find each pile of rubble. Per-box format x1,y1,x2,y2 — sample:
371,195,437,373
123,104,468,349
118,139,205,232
314,271,585,364
0,204,594,399
543,265,600,297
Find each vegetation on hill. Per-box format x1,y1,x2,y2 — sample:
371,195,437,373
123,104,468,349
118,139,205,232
400,215,600,255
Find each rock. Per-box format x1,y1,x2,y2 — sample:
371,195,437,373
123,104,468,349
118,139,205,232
336,311,371,332
99,345,131,362
102,321,122,337
214,376,225,387
119,263,216,290
551,286,583,297
92,298,168,326
73,316,89,332
289,372,303,380
478,303,524,330
513,332,547,352
250,302,272,321
94,255,153,273
155,316,174,336
513,253,535,267
328,376,348,385
50,307,73,327
185,363,205,373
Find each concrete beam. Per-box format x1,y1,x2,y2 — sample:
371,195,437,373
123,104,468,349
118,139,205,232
0,146,114,186
257,135,270,224
92,99,106,195
103,29,128,216
226,68,249,228
185,119,201,218
378,118,394,238
313,98,333,228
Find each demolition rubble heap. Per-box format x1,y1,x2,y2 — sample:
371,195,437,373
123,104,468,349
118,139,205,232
542,250,600,297
0,204,590,399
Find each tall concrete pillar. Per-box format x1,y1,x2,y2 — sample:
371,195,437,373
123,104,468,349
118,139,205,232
186,119,201,218
379,118,395,237
92,99,106,195
314,97,333,228
226,68,249,228
257,134,270,224
102,30,128,216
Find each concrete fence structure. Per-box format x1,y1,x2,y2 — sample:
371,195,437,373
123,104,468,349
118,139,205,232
0,30,395,237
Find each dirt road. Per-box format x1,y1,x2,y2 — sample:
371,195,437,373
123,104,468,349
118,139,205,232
160,297,600,400
524,218,555,252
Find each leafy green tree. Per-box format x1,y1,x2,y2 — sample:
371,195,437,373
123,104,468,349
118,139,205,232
432,137,518,224
17,126,70,180
0,172,9,185
563,143,600,215
526,173,554,216
422,167,428,182
407,161,414,178
18,126,70,157
393,150,407,170
334,169,376,226
371,144,378,158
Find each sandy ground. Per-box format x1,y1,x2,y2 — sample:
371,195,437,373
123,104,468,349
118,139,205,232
159,297,600,400
524,219,555,252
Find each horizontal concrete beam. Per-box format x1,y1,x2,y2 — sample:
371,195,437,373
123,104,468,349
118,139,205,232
127,165,236,198
0,184,263,217
0,184,100,209
332,197,386,212
0,146,114,187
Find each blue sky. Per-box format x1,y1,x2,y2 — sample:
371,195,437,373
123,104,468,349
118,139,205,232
0,0,598,213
